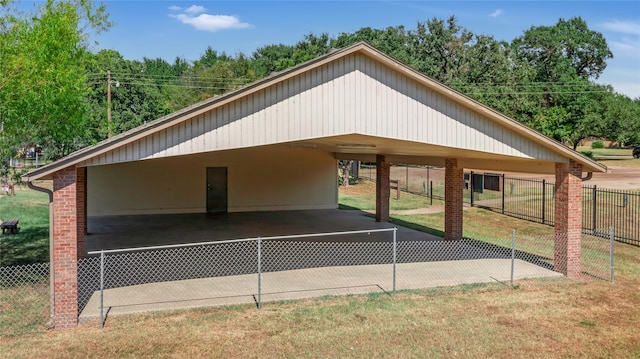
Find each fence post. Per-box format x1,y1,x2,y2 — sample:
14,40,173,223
610,227,615,284
100,251,105,330
430,181,433,206
510,229,516,287
257,237,262,310
405,165,409,191
392,228,397,293
501,174,505,215
542,179,546,225
470,171,474,206
592,185,597,233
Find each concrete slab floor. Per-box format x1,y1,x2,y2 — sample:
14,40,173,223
84,209,442,253
79,258,563,321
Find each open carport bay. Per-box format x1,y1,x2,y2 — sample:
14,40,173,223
78,209,562,321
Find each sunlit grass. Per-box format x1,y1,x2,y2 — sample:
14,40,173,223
576,146,633,157
0,187,50,266
338,181,438,211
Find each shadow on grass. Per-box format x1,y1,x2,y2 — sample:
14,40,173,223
338,204,362,211
0,227,49,266
388,216,445,238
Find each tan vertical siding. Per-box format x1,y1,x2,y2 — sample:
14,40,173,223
87,146,337,216
80,53,566,168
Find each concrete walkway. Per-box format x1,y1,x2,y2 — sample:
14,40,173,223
79,258,562,321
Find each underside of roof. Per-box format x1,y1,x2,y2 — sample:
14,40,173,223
23,42,606,182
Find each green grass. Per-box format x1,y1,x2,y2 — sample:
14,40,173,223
0,188,50,266
390,207,554,239
338,181,436,211
0,277,50,336
576,146,633,157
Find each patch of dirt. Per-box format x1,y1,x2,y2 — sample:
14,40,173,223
587,165,640,190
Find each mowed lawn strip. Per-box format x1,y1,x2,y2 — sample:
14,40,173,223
0,186,50,266
1,181,640,357
2,276,639,358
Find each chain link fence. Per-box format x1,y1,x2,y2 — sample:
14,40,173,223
0,229,614,333
0,262,50,336
76,228,613,329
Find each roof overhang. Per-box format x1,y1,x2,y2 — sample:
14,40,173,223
22,42,606,182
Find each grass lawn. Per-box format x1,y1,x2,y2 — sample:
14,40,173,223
576,146,633,158
1,182,640,357
339,181,438,210
0,186,50,266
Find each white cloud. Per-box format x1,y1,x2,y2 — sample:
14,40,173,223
489,9,503,18
170,13,252,32
611,39,640,53
168,5,182,12
184,5,206,15
601,20,640,36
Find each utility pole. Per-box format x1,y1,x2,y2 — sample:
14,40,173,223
107,70,112,138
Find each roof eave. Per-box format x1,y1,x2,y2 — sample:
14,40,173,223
21,41,606,182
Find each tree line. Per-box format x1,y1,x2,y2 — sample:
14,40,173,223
2,0,639,183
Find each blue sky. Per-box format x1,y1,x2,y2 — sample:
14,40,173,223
21,1,640,98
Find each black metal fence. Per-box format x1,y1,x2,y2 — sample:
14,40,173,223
358,163,640,247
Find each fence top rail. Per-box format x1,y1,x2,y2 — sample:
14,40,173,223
503,176,549,183
87,227,398,255
591,188,640,195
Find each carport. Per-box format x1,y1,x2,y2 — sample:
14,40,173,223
23,42,606,329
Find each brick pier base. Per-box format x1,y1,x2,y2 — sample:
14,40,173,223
375,155,390,222
554,160,583,278
445,158,463,241
51,166,85,329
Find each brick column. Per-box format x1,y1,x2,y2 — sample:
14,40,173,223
445,158,463,241
77,167,87,258
375,154,390,222
52,166,81,329
554,160,583,278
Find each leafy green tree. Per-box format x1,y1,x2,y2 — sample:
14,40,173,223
0,0,110,182
332,25,413,65
512,17,613,148
250,43,296,78
85,50,169,142
409,16,473,83
593,91,640,146
513,17,612,85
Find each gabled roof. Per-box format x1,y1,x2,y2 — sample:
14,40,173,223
23,42,606,181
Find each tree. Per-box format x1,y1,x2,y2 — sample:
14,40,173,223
593,90,640,146
512,17,613,108
332,25,413,66
339,160,354,187
512,17,613,148
250,43,296,78
85,50,169,142
0,0,110,181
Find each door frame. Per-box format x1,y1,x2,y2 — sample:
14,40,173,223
206,167,228,214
